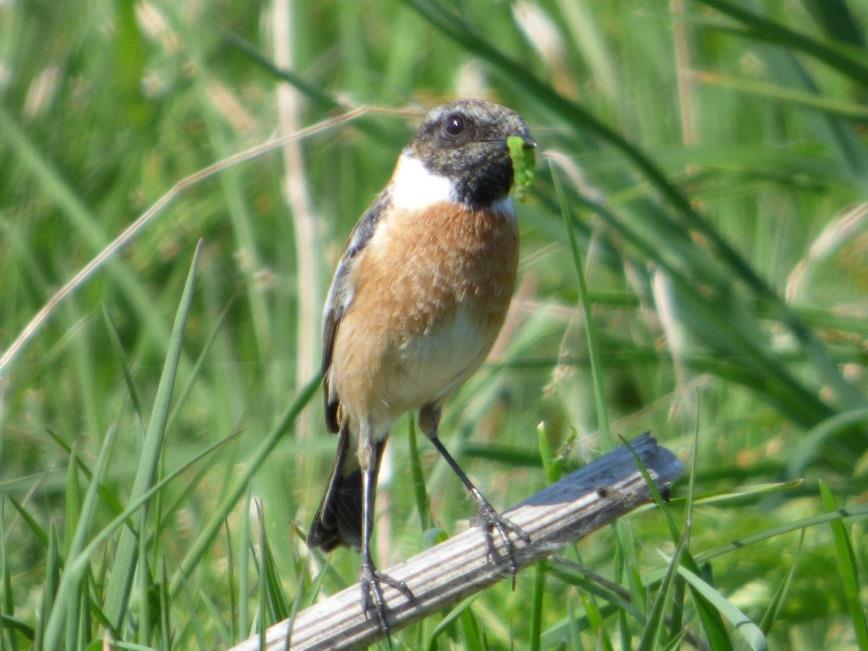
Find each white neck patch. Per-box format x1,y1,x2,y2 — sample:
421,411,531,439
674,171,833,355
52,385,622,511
389,152,456,211
492,196,515,220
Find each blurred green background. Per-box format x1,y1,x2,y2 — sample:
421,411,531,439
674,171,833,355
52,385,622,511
1,0,866,649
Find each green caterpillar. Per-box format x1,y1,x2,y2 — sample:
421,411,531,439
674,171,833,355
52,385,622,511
507,135,536,202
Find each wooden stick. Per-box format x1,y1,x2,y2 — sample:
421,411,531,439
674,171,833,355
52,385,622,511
229,433,684,651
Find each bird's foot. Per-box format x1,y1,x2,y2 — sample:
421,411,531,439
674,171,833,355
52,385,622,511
359,562,415,636
475,502,531,587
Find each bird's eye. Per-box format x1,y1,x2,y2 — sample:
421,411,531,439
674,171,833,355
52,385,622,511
444,113,466,137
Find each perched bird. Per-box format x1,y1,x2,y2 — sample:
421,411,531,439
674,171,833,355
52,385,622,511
308,98,535,633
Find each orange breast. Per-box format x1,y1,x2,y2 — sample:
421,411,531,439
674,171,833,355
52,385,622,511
330,201,518,427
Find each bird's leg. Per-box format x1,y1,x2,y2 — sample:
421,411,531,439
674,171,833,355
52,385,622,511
358,432,414,637
418,404,531,584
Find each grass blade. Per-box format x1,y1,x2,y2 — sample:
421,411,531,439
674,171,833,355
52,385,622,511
530,559,547,651
168,373,321,598
818,480,868,649
225,520,237,643
695,0,868,83
36,525,61,650
427,596,477,651
103,241,202,630
697,505,868,566
257,500,288,623
623,436,732,649
0,105,169,373
673,562,767,651
407,415,431,530
43,427,126,518
459,606,484,651
580,591,614,651
406,0,864,412
802,0,865,46
638,529,689,651
759,529,804,635
550,557,643,616
537,421,562,484
136,509,151,646
40,415,237,648
0,498,16,651
550,161,611,449
0,615,33,644
689,70,868,120
159,558,171,650
786,407,868,478
42,418,121,648
63,448,81,558
240,486,253,639
102,305,146,435
5,496,48,550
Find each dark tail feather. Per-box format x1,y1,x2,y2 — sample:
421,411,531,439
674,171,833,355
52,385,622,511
307,423,386,552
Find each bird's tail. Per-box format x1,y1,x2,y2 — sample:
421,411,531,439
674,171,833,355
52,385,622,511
307,421,385,552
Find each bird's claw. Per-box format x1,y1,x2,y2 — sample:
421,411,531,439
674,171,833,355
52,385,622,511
359,563,415,636
476,503,531,586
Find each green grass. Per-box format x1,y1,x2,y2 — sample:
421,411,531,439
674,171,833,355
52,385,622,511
1,0,867,649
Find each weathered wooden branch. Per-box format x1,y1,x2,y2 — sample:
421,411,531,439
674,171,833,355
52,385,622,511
229,433,684,651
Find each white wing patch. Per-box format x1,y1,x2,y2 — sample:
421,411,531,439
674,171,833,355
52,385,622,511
390,152,456,212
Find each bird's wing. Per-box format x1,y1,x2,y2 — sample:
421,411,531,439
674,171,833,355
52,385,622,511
321,189,391,432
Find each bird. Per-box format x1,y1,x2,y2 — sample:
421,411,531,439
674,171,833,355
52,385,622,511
307,98,535,634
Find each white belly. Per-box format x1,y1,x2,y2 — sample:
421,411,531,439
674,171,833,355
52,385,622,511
390,305,492,411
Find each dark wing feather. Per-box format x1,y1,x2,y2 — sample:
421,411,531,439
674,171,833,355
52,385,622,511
321,308,340,432
307,421,387,551
320,189,392,433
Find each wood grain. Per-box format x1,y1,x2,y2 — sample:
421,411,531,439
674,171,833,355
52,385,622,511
228,433,684,651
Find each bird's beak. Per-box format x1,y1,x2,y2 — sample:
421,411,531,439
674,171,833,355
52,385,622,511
520,135,537,150
504,134,536,150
